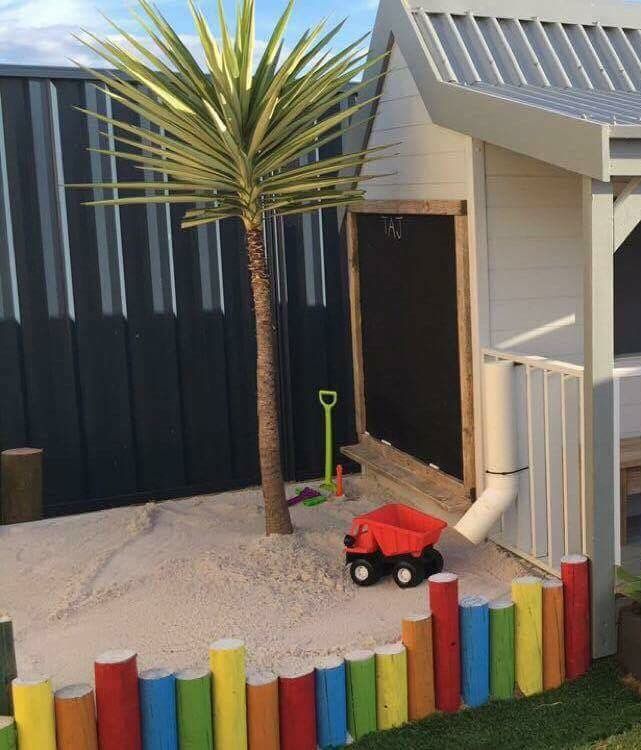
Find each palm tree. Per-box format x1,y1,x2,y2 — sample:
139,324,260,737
72,0,388,534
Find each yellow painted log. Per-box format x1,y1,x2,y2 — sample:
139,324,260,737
209,638,247,750
12,677,56,750
512,576,543,696
375,643,408,730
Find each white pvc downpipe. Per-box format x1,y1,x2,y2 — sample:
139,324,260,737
455,359,522,545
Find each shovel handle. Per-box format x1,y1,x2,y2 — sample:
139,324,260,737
319,390,338,409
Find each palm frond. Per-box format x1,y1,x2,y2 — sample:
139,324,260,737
71,0,392,229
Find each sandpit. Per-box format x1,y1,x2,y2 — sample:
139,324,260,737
0,476,530,688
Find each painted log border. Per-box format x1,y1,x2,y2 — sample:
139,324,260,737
1,567,593,749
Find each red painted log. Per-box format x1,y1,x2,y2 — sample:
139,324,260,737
278,666,316,750
428,572,461,713
94,650,141,750
561,555,591,680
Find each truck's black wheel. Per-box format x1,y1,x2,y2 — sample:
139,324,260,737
422,548,444,576
392,558,425,588
350,558,382,587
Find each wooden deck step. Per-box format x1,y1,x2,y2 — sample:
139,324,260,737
341,437,471,518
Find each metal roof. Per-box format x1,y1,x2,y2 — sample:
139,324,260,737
461,82,641,125
348,0,641,179
413,7,641,125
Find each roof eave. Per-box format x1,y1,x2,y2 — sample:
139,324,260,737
351,0,612,181
413,0,641,30
431,83,610,180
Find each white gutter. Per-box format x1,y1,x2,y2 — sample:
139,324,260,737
455,359,523,544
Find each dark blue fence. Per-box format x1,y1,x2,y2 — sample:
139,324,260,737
0,67,355,516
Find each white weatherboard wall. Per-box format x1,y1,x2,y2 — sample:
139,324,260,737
485,145,584,363
619,365,641,439
362,44,469,201
482,146,585,568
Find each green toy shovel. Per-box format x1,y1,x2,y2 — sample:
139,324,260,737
319,390,338,493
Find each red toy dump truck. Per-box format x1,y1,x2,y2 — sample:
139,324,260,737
344,503,446,588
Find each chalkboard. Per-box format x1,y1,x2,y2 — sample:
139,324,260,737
357,213,463,479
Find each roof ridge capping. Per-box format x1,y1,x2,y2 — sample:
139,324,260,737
410,0,641,29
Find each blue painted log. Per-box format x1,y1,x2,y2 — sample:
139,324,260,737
460,595,490,708
139,669,178,750
315,656,347,749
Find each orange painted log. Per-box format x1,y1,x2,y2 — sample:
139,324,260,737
55,684,99,750
401,614,435,721
246,670,279,750
542,580,565,691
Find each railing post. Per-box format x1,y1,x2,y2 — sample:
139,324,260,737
613,377,621,567
582,177,616,658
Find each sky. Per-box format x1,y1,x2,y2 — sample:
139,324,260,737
0,0,378,67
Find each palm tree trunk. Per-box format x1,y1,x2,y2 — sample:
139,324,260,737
246,225,293,535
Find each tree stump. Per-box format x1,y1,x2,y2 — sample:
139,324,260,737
1,448,43,524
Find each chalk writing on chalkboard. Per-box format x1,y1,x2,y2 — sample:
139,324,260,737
380,215,403,240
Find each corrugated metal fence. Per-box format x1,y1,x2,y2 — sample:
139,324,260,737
0,67,355,516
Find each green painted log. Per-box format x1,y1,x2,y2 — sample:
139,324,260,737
0,619,16,716
345,650,376,741
489,599,515,701
0,717,16,750
175,668,213,749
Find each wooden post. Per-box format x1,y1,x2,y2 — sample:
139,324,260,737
94,649,142,750
175,668,213,750
0,618,17,716
401,614,435,720
542,580,565,690
246,670,278,750
278,666,316,750
489,600,515,700
209,639,247,750
428,573,461,713
454,213,476,498
54,684,99,750
1,448,43,524
374,644,408,730
12,677,57,750
344,651,376,741
562,555,591,679
460,595,489,708
512,576,543,696
314,657,347,749
139,668,178,750
582,177,616,658
346,210,366,436
465,138,490,496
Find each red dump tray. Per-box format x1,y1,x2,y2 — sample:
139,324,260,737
352,503,447,557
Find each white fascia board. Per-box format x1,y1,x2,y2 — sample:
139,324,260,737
414,0,641,30
610,125,641,138
342,2,400,168
609,137,641,175
354,0,610,181
424,83,610,180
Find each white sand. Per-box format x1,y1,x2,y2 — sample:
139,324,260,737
0,476,529,688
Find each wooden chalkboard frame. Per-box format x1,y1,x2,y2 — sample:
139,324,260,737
346,199,475,498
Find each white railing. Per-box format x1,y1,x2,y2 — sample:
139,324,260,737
482,348,586,575
614,360,641,566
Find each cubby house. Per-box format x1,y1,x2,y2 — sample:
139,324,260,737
342,0,641,659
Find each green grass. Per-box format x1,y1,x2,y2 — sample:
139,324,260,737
582,725,641,749
348,660,641,750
